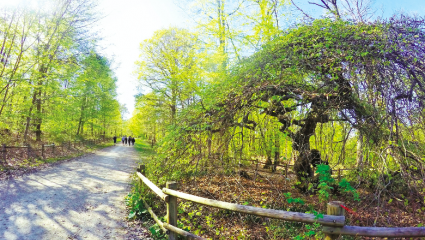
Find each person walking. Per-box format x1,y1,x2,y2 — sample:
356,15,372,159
113,136,117,145
124,136,128,145
121,136,125,145
132,137,135,146
128,136,132,146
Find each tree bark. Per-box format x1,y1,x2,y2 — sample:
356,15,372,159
356,131,364,169
23,89,38,142
76,98,86,136
273,128,280,172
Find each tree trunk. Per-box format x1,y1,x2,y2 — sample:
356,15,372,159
273,128,280,172
35,90,42,142
207,131,212,158
170,104,176,123
217,0,227,70
356,131,364,168
291,117,317,184
23,89,38,142
76,101,85,136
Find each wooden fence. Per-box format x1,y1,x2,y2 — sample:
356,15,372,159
136,164,425,239
0,139,104,165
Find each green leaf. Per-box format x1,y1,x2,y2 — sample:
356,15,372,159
128,211,136,219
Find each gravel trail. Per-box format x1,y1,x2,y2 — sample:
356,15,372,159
0,145,142,240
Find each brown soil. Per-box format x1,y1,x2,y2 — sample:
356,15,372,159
144,164,425,239
0,141,111,181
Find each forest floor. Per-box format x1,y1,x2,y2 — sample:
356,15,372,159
0,144,150,240
177,170,425,239
0,141,113,181
135,146,425,239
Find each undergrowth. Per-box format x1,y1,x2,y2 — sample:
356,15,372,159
127,141,364,239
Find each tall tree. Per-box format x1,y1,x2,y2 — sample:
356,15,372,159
135,28,204,123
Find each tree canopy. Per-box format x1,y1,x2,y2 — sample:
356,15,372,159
203,16,425,180
0,0,123,144
131,13,425,188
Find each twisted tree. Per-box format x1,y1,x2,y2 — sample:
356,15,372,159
206,16,425,184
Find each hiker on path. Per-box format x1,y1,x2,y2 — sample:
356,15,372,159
128,137,132,146
121,136,125,145
124,136,128,145
132,137,135,146
113,136,117,145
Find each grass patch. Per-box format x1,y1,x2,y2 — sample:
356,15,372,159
134,139,155,157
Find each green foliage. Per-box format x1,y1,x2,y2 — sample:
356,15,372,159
316,164,334,203
267,219,325,239
283,192,305,205
316,164,361,202
339,179,360,201
125,191,148,219
294,223,324,240
149,220,167,240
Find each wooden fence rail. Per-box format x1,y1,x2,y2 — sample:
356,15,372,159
136,164,425,239
162,188,344,227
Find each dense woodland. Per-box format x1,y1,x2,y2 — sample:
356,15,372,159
0,0,123,146
127,0,425,239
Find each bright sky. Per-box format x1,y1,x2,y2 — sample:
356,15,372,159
96,0,189,119
1,0,424,120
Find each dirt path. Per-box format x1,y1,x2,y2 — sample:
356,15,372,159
0,145,145,240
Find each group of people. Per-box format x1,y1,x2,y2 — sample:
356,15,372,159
122,136,135,146
112,136,135,146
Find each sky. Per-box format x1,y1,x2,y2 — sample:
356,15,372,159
0,0,424,120
95,0,189,119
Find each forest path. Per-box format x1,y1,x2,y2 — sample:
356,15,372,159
0,144,142,240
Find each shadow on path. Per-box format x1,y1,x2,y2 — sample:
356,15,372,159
0,145,139,240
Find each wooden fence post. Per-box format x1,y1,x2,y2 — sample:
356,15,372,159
325,201,345,240
138,165,146,191
166,181,178,240
139,164,146,175
41,144,45,159
52,143,55,155
2,144,6,164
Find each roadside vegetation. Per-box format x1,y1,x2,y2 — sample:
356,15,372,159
0,0,125,173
